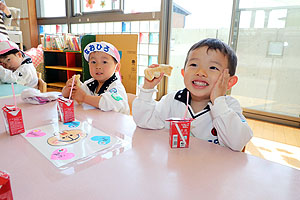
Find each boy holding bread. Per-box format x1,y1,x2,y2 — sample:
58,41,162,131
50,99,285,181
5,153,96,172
62,41,129,114
132,38,252,151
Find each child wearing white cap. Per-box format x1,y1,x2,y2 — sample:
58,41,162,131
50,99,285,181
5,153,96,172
62,41,130,115
0,40,38,87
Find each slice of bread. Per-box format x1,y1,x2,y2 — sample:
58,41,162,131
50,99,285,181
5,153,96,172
74,74,81,87
144,64,173,81
73,74,82,104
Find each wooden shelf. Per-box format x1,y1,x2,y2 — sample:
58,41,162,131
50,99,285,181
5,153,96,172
45,66,82,72
47,82,65,88
47,87,61,92
44,50,82,87
44,49,81,53
44,49,64,52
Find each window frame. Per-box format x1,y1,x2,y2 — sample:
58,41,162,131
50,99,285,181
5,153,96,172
36,0,299,126
36,0,170,100
73,0,124,16
35,0,67,19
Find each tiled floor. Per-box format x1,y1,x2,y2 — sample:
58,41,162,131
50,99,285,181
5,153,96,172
245,118,300,170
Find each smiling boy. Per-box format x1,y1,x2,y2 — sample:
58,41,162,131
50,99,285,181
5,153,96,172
132,38,253,151
62,41,129,114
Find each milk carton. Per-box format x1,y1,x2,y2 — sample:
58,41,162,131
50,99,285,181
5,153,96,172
0,171,13,200
2,105,25,136
57,97,74,123
166,118,193,148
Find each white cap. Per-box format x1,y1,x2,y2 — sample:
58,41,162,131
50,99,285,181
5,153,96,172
0,40,19,55
83,41,120,63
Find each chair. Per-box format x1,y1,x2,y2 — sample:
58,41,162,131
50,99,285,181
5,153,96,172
241,146,246,152
37,72,47,93
127,93,137,115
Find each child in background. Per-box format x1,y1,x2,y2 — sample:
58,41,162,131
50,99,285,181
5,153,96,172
0,0,11,39
62,41,130,115
132,38,253,151
0,40,38,87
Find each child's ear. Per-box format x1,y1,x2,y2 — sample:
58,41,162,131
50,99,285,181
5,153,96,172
16,51,23,58
181,68,185,77
115,63,121,72
227,75,238,90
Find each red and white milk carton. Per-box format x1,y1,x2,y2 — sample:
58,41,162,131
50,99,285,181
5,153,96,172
0,171,13,200
2,105,25,136
57,97,75,123
166,118,193,148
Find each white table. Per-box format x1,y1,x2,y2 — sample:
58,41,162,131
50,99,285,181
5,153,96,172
0,96,300,200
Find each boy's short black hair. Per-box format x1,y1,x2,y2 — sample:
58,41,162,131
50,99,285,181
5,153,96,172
184,38,237,76
0,49,20,59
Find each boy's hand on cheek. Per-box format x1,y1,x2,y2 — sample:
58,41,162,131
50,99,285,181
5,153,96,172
210,69,230,104
143,64,164,89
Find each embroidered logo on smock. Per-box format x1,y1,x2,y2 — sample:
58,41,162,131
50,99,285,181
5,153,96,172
111,93,123,101
211,128,217,136
208,128,219,144
109,88,117,93
109,87,123,101
208,139,220,145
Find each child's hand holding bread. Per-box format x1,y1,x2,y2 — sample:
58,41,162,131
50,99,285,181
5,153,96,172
73,74,82,87
144,64,173,81
143,64,173,89
62,74,82,100
72,74,83,104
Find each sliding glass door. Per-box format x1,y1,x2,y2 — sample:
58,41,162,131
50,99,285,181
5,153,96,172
167,0,234,92
231,0,300,119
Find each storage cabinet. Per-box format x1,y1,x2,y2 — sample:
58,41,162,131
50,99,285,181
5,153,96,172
43,34,137,94
80,34,138,94
44,50,82,90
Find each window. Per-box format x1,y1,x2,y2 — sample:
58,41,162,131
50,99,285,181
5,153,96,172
39,24,68,34
73,0,122,15
37,0,66,18
231,0,300,118
124,0,161,13
37,0,163,95
239,11,251,28
168,0,234,93
70,20,160,88
267,9,287,28
254,10,265,28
